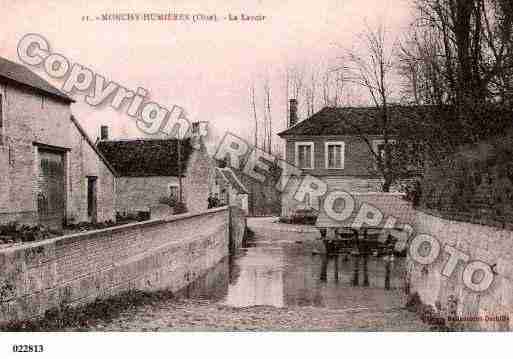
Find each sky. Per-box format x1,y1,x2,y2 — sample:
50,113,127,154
0,0,414,151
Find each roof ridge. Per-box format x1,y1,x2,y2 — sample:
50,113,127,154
98,137,186,143
0,56,73,103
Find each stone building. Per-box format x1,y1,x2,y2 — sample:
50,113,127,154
214,166,249,213
97,135,217,216
277,101,423,217
0,56,116,229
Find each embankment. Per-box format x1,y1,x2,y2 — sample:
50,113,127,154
407,209,513,330
0,206,245,324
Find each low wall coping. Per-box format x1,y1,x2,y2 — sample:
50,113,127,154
417,206,513,231
0,206,230,255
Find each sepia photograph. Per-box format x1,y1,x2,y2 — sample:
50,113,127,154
0,0,512,356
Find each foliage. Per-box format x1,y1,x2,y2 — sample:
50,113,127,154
419,135,513,225
115,212,139,223
158,194,178,208
280,208,318,225
400,0,513,148
0,289,175,331
0,222,54,244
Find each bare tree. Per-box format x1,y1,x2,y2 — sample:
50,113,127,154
249,76,274,154
343,22,398,191
400,0,513,146
287,66,305,123
304,71,318,117
250,84,259,148
264,80,272,152
322,69,346,107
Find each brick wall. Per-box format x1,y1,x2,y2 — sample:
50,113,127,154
407,210,513,331
0,206,243,324
0,81,115,225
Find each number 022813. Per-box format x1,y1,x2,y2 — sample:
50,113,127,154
12,345,44,353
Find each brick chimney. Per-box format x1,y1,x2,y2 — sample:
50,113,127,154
289,99,298,127
100,125,108,140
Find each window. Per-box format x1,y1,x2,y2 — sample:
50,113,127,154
169,184,179,199
295,142,314,169
372,139,396,170
220,189,228,204
325,141,345,169
192,122,199,134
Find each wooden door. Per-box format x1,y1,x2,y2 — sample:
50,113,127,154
87,176,97,223
38,150,65,229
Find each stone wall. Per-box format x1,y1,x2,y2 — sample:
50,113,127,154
115,176,179,213
229,205,246,252
183,145,216,214
67,128,116,224
0,206,242,324
407,210,513,331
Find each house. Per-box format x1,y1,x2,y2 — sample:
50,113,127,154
214,166,249,213
97,132,218,216
0,56,116,229
215,158,281,217
277,100,423,217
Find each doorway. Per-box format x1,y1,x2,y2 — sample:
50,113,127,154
87,176,98,223
38,150,65,230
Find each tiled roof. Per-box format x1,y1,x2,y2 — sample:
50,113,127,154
277,105,438,137
97,138,193,177
315,192,416,229
0,56,73,103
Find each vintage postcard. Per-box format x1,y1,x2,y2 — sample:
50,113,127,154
0,0,512,356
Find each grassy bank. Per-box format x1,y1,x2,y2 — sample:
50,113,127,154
0,289,176,332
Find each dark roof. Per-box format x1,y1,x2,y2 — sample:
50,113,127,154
0,56,73,103
277,106,437,137
97,138,193,177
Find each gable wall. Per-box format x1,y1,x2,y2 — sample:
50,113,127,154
0,81,115,226
183,145,216,214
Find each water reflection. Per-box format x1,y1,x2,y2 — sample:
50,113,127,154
224,248,285,307
183,233,406,310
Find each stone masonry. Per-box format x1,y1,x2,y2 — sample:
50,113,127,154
0,206,246,324
408,210,513,331
0,80,115,225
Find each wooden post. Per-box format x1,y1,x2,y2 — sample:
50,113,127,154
334,254,339,282
320,249,328,282
352,254,359,286
362,228,369,286
363,253,369,287
352,228,362,286
319,228,328,282
385,259,391,290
